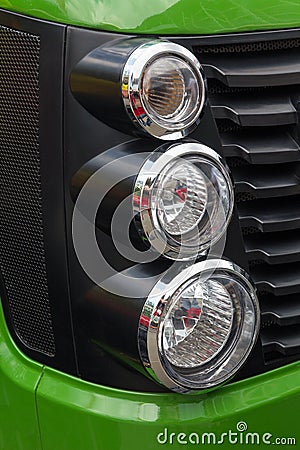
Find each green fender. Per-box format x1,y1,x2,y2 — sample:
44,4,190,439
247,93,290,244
1,0,300,35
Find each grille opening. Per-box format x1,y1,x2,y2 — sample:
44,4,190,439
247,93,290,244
216,119,242,133
235,192,257,203
257,290,270,297
242,226,261,236
249,259,264,269
226,157,250,168
261,319,279,328
195,38,300,55
210,85,296,101
218,123,296,139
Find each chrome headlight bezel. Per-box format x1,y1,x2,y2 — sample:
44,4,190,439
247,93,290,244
122,40,206,140
133,142,234,261
138,259,260,393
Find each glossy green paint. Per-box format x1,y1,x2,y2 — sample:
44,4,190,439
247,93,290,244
0,296,299,449
0,302,43,450
36,362,300,449
1,0,300,35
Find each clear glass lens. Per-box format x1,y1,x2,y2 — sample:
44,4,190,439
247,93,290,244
163,279,234,368
143,58,185,118
141,56,200,129
156,159,208,236
149,153,233,259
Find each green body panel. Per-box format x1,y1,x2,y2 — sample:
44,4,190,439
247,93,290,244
0,303,43,450
1,0,300,34
36,363,300,449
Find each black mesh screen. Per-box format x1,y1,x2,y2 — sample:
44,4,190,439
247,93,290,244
207,79,276,95
0,25,55,355
196,38,300,54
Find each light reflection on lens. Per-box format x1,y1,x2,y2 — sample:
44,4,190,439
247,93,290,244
156,159,208,236
163,278,234,368
141,56,199,126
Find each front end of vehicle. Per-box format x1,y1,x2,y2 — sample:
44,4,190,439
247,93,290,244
0,1,299,448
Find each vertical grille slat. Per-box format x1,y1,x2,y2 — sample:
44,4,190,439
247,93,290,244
0,25,55,355
196,36,300,367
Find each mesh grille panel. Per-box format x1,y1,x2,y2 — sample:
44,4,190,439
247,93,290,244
196,38,300,54
0,25,55,355
207,79,276,95
235,192,256,203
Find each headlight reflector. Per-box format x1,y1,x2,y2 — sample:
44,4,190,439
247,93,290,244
138,259,260,392
163,277,234,368
141,56,200,128
156,158,208,236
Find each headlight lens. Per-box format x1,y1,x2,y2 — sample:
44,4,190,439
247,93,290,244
141,56,200,129
138,259,260,393
156,158,208,236
122,41,206,139
134,142,234,260
163,277,233,368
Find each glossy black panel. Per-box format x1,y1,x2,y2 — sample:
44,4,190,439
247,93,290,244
64,26,251,391
70,37,152,136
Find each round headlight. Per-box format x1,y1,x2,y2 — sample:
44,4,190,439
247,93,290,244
138,259,260,393
122,41,206,139
134,142,234,260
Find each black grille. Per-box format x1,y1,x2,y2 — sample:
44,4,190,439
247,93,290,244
197,37,300,367
197,38,300,54
0,25,55,355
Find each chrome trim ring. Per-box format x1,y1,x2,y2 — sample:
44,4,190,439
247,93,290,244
138,259,260,393
133,142,234,261
121,40,206,140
